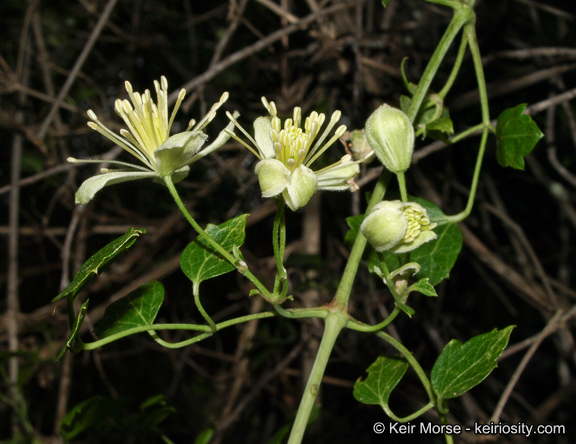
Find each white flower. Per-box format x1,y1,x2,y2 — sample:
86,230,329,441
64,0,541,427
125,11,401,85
226,98,361,211
360,200,437,253
69,76,234,204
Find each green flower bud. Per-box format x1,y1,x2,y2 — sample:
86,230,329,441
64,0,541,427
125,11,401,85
361,200,437,253
365,104,414,173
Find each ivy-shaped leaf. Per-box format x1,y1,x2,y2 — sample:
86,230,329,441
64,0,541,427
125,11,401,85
496,104,543,170
431,326,515,401
94,281,164,338
353,356,409,407
59,396,127,441
408,278,437,297
52,228,146,302
180,214,248,285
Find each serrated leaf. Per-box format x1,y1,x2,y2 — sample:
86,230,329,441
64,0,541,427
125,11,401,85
52,228,146,302
353,356,409,407
409,223,462,286
180,214,248,284
431,326,515,401
409,278,437,297
496,104,543,170
94,281,164,338
56,300,89,362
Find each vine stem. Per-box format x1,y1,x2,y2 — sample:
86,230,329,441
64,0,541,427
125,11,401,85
287,312,348,443
162,174,271,299
440,22,491,224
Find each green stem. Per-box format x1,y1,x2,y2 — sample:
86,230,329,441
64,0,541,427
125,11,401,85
163,174,271,299
384,401,434,423
82,312,277,350
287,312,347,443
438,31,468,99
440,23,491,224
406,5,473,123
377,331,436,404
193,281,217,331
272,197,289,299
345,308,400,332
396,171,408,202
333,169,392,308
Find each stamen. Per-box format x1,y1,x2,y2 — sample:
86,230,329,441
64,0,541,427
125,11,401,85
225,111,263,159
185,118,196,132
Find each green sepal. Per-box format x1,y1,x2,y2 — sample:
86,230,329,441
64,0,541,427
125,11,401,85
52,228,146,302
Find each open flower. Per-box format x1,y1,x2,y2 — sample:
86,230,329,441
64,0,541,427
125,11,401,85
226,98,361,210
361,200,437,253
69,76,234,204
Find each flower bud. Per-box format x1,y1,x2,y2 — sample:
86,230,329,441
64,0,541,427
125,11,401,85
365,104,414,173
361,200,437,253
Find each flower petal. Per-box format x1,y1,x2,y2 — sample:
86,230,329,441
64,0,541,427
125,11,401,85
75,171,158,205
316,155,360,191
154,131,208,175
360,201,407,252
255,159,291,198
253,117,275,159
389,229,437,254
283,165,318,211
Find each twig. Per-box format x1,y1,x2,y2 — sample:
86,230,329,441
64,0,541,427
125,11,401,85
36,0,120,140
490,310,565,423
170,0,366,103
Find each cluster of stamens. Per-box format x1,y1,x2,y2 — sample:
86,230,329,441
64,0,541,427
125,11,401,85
402,205,436,243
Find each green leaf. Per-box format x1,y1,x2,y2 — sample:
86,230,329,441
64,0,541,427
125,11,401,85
353,356,409,407
496,104,543,170
408,278,437,297
344,214,364,246
180,214,248,284
381,0,392,7
94,281,164,338
56,300,89,362
52,228,146,302
195,428,215,444
431,326,515,401
59,396,127,440
409,223,462,286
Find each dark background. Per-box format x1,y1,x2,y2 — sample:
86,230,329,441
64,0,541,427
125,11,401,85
1,0,576,442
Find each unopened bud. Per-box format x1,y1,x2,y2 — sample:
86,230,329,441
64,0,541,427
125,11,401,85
365,104,414,173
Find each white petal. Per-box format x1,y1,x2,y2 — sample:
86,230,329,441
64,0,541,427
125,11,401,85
253,117,275,159
75,171,158,205
255,159,290,198
154,131,208,174
316,157,360,190
283,165,318,211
